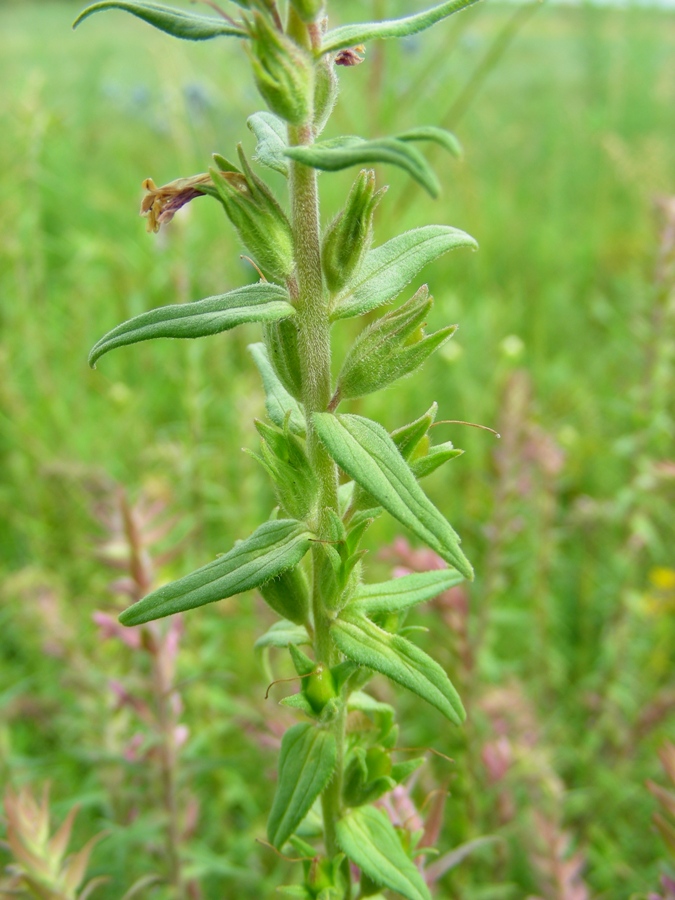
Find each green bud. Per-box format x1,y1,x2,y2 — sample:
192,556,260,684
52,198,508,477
336,285,457,400
262,319,303,400
313,55,338,135
365,746,392,780
391,403,438,460
304,664,337,714
254,419,318,520
289,0,324,22
248,12,314,125
209,147,294,280
258,564,310,625
322,170,385,294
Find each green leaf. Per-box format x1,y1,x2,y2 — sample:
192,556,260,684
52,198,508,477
397,126,462,158
73,1,247,40
89,284,293,367
410,442,463,479
119,519,313,626
254,620,311,650
267,724,337,848
336,286,456,400
336,806,431,900
332,613,465,725
348,570,464,617
321,0,480,54
313,413,473,579
331,226,477,320
247,111,289,176
248,342,306,437
285,136,440,198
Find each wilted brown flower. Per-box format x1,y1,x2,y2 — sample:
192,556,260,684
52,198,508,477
140,173,213,233
335,45,366,66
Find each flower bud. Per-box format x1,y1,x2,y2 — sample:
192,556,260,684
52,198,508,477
254,419,318,520
248,12,314,125
259,564,310,625
304,664,337,714
322,170,385,294
209,145,294,280
263,319,303,400
336,285,457,400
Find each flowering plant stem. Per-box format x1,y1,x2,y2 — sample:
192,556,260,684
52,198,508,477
75,1,482,896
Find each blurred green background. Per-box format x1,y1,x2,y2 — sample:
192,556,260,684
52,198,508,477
1,1,674,897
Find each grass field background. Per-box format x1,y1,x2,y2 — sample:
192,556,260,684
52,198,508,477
1,1,674,897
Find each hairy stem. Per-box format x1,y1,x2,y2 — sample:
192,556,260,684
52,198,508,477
287,18,345,868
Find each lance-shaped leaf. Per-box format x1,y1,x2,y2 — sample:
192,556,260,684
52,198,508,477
247,111,289,177
336,806,431,900
331,226,477,320
89,284,293,367
331,613,465,725
321,0,480,54
119,519,313,626
248,342,306,436
397,126,462,159
73,1,247,40
285,137,440,198
267,724,337,848
313,413,473,579
348,569,464,617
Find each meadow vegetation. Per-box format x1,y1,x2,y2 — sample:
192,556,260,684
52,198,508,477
1,1,674,897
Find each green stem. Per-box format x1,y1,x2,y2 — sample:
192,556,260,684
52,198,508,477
287,21,346,871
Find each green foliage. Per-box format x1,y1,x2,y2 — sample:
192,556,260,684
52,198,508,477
88,283,293,367
330,225,477,320
247,12,314,126
331,612,465,724
3,1,674,898
119,519,314,625
336,806,431,900
73,1,247,41
267,723,337,849
321,170,384,295
347,570,464,617
247,111,289,177
336,285,456,400
313,413,472,577
320,0,479,53
210,147,295,279
285,134,446,197
249,342,307,435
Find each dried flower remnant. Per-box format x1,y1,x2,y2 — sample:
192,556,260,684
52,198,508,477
140,173,214,233
335,45,366,66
